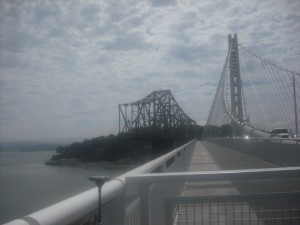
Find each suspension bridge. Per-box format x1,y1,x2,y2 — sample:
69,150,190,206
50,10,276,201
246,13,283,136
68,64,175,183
204,34,299,139
4,34,300,225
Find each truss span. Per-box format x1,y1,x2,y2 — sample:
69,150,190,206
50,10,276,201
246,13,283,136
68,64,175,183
119,90,196,139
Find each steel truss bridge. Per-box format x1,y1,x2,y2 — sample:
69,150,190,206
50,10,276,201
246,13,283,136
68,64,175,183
119,90,196,139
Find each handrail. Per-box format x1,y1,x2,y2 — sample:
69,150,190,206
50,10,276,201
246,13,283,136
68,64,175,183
4,140,196,225
126,167,300,184
207,137,299,141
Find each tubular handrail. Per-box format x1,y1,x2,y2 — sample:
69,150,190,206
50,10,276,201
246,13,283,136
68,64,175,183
4,140,196,225
126,167,300,184
206,137,299,141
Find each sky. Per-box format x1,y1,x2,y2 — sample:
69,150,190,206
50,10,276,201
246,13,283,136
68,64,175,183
0,0,300,143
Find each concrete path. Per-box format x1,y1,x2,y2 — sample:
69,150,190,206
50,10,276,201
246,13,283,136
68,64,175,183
173,141,300,225
183,141,239,197
183,141,300,195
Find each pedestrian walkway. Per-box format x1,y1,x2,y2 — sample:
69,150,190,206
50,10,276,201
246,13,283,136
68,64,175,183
183,140,282,197
169,141,300,225
183,141,239,197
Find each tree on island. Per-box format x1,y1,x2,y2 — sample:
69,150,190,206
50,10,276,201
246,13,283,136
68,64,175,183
49,125,204,164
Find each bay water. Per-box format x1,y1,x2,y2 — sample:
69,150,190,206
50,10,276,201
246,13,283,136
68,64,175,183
0,151,132,224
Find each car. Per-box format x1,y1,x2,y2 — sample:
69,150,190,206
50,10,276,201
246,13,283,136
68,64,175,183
270,128,290,138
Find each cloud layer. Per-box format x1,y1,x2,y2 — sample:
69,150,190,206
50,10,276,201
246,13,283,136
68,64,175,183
1,0,300,142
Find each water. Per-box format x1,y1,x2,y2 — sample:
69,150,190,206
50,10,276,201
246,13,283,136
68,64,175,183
0,151,132,224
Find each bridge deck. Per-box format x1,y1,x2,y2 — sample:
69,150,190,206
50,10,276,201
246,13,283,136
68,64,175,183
174,141,300,224
183,140,300,197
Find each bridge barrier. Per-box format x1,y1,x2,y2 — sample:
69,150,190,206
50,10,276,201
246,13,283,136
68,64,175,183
4,140,196,225
165,192,300,224
206,138,300,166
127,167,300,225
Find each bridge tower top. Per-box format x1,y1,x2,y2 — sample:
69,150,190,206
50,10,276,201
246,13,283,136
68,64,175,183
228,34,244,122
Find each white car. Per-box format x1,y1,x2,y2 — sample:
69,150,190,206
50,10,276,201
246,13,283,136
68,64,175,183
270,128,290,138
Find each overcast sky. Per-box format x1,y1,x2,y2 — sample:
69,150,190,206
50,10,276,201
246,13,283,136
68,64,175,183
0,0,300,143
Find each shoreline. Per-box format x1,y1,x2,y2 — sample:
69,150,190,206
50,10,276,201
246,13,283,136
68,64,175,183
45,158,138,170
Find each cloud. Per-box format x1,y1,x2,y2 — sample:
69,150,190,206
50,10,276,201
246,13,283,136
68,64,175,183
175,70,201,79
149,0,176,7
104,32,153,51
0,0,299,142
169,44,224,63
80,3,101,22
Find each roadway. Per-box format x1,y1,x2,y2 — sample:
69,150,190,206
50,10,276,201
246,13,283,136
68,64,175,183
183,140,300,196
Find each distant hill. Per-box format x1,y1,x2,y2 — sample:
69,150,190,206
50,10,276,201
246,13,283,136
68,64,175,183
0,141,60,152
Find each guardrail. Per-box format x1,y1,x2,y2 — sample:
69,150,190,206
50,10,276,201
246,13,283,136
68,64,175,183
4,140,196,225
126,167,300,225
206,138,300,166
165,192,300,224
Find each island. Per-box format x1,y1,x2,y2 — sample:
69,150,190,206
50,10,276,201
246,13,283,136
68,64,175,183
46,134,177,166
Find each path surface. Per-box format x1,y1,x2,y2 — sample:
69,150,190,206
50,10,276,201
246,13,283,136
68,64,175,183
174,141,300,225
183,141,239,197
184,141,300,196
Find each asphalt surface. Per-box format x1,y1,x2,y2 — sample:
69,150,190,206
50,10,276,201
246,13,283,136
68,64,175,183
183,141,300,196
177,141,300,224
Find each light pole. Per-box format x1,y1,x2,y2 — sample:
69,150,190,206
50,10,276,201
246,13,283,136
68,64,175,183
88,176,109,225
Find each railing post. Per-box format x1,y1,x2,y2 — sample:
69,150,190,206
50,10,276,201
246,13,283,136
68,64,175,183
267,139,271,161
280,139,283,165
297,139,299,166
139,183,151,225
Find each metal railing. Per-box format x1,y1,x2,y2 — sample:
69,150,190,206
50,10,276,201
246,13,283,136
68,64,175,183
126,167,300,225
165,192,300,225
207,138,300,166
4,140,196,225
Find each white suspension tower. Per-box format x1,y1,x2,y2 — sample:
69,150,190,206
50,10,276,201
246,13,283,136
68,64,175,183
228,34,244,136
